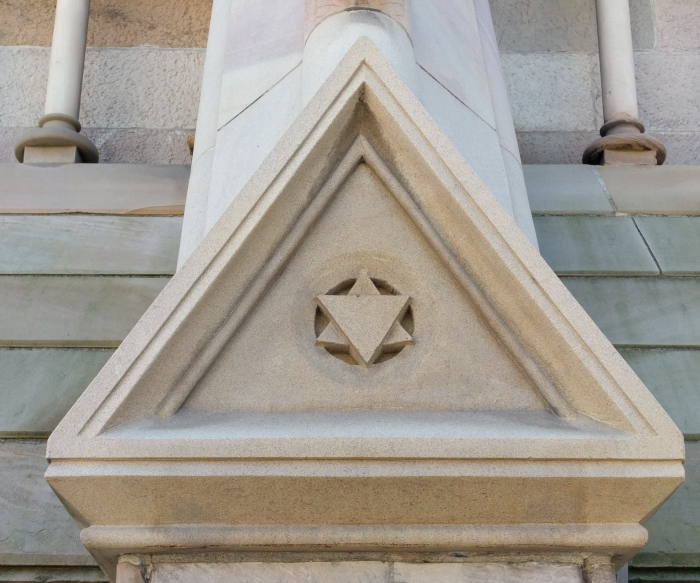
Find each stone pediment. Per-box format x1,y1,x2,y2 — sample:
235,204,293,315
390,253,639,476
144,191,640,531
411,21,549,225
46,39,683,580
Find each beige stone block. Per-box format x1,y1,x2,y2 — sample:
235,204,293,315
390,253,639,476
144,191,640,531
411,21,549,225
635,52,700,133
83,129,193,165
23,146,81,164
0,163,188,214
80,48,204,129
394,562,582,583
490,0,653,52
0,0,212,48
655,0,700,51
501,53,596,132
599,166,700,214
150,561,389,583
0,47,49,128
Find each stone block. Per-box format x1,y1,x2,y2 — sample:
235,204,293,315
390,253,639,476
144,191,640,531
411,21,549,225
0,0,212,47
657,131,700,166
0,348,113,434
501,53,596,132
394,562,582,583
0,46,203,131
599,166,700,215
632,441,700,565
516,131,600,165
655,0,700,51
524,165,613,214
0,47,49,128
635,52,700,133
0,440,93,562
534,216,658,275
490,0,653,52
635,217,700,275
562,277,700,347
23,146,81,164
150,561,389,583
619,349,700,436
80,48,204,129
0,216,181,275
0,163,188,214
84,129,193,164
0,276,169,347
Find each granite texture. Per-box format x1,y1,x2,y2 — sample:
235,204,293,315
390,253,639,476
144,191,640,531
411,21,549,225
0,0,212,48
490,0,654,52
501,53,596,133
654,0,700,51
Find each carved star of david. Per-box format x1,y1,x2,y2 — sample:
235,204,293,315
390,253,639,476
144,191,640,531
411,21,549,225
315,272,413,367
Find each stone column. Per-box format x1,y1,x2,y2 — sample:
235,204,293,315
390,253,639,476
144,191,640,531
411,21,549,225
583,0,664,165
14,0,98,164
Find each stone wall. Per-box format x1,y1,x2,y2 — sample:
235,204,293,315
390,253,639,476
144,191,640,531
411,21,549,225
0,0,698,165
493,0,700,164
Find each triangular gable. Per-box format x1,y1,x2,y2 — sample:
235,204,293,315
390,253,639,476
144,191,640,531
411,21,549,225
47,37,682,460
45,37,685,582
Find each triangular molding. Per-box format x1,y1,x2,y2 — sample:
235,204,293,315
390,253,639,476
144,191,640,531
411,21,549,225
45,37,684,580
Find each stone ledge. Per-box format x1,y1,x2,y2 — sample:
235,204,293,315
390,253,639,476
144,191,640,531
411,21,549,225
0,164,188,215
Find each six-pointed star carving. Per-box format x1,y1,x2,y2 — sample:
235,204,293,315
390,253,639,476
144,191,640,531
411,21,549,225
315,271,413,367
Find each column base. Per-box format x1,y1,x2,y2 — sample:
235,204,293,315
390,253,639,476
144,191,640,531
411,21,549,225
14,113,99,163
23,145,82,164
582,117,666,166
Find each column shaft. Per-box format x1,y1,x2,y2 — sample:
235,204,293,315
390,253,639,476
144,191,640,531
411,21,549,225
44,0,91,120
595,0,639,122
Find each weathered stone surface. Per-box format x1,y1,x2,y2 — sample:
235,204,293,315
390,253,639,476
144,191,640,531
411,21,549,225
151,561,389,583
0,47,203,130
524,165,613,214
655,0,700,51
501,53,595,132
84,129,193,165
600,166,700,215
516,131,600,165
620,349,700,436
394,562,582,583
562,277,700,347
0,47,49,128
633,441,700,564
0,216,180,275
81,48,204,129
0,0,212,48
1,128,192,166
0,440,93,562
0,348,113,434
0,163,188,214
534,217,658,275
491,0,653,52
635,217,700,276
636,52,700,133
0,276,169,347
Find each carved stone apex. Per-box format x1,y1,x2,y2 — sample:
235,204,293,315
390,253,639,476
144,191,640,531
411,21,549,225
583,115,666,166
14,113,99,163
